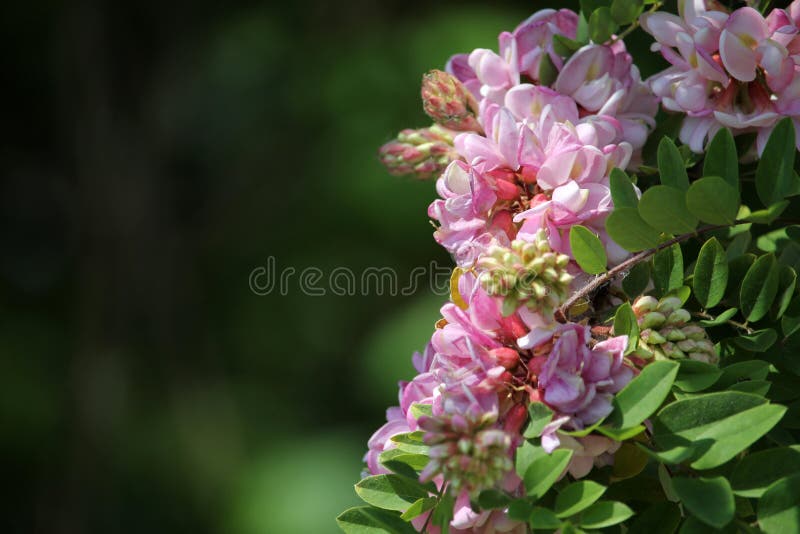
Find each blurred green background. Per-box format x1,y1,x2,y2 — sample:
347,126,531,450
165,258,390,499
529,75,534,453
0,1,661,532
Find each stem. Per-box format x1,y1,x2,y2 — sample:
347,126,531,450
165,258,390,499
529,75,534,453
610,1,663,44
554,224,728,323
693,311,753,334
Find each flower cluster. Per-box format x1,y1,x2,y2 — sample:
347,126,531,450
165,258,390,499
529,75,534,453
362,7,676,530
642,0,800,153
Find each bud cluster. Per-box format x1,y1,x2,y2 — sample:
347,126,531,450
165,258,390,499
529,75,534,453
418,411,512,496
477,230,573,317
420,69,482,133
630,296,718,364
378,125,459,180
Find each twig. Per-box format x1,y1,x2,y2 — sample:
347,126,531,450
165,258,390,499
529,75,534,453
611,1,663,44
554,224,728,323
693,311,753,334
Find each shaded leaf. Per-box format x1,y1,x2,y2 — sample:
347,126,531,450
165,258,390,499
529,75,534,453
579,501,634,529
740,253,780,322
654,243,684,296
651,391,787,469
756,117,797,207
731,446,800,498
758,473,800,534
672,476,734,529
704,128,738,190
658,137,690,190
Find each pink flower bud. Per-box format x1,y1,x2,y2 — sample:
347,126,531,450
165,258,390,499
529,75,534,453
503,403,528,434
489,347,520,369
378,126,459,180
421,70,482,132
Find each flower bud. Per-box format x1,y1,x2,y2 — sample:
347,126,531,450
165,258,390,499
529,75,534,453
421,69,482,132
488,347,520,369
378,125,459,179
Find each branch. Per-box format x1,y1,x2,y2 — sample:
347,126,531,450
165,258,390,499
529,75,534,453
554,224,728,323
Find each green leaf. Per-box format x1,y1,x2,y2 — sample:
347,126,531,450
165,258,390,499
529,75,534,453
606,207,662,251
731,446,800,497
729,380,770,396
674,359,723,392
742,200,790,224
608,360,679,429
623,261,651,298
773,265,797,319
692,237,728,308
431,491,454,531
627,502,682,534
555,481,607,518
355,474,430,511
597,424,646,441
530,507,562,529
716,360,770,388
337,506,418,534
552,35,583,56
704,128,739,190
570,225,608,274
698,307,737,327
614,302,639,349
379,449,429,471
610,0,643,24
725,254,755,304
756,117,797,207
399,497,438,521
610,167,639,208
740,253,780,322
507,499,534,521
654,243,684,296
391,432,429,454
579,501,634,529
658,137,690,190
477,489,511,510
588,7,617,43
612,442,650,479
733,329,778,352
515,440,538,478
758,473,800,534
686,177,739,225
783,296,800,337
524,448,574,500
538,53,559,87
523,402,553,439
638,441,697,464
651,391,787,470
672,476,735,529
639,186,699,235
409,403,432,419
726,232,751,260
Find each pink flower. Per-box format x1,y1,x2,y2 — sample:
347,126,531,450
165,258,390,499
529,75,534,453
558,434,622,478
535,324,634,429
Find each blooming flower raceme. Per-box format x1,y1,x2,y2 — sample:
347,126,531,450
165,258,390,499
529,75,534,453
642,0,800,153
358,5,670,531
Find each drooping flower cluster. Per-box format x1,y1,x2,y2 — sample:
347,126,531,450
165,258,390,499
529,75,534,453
642,0,800,153
361,7,674,531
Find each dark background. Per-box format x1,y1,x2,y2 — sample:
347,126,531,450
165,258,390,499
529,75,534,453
0,1,664,532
